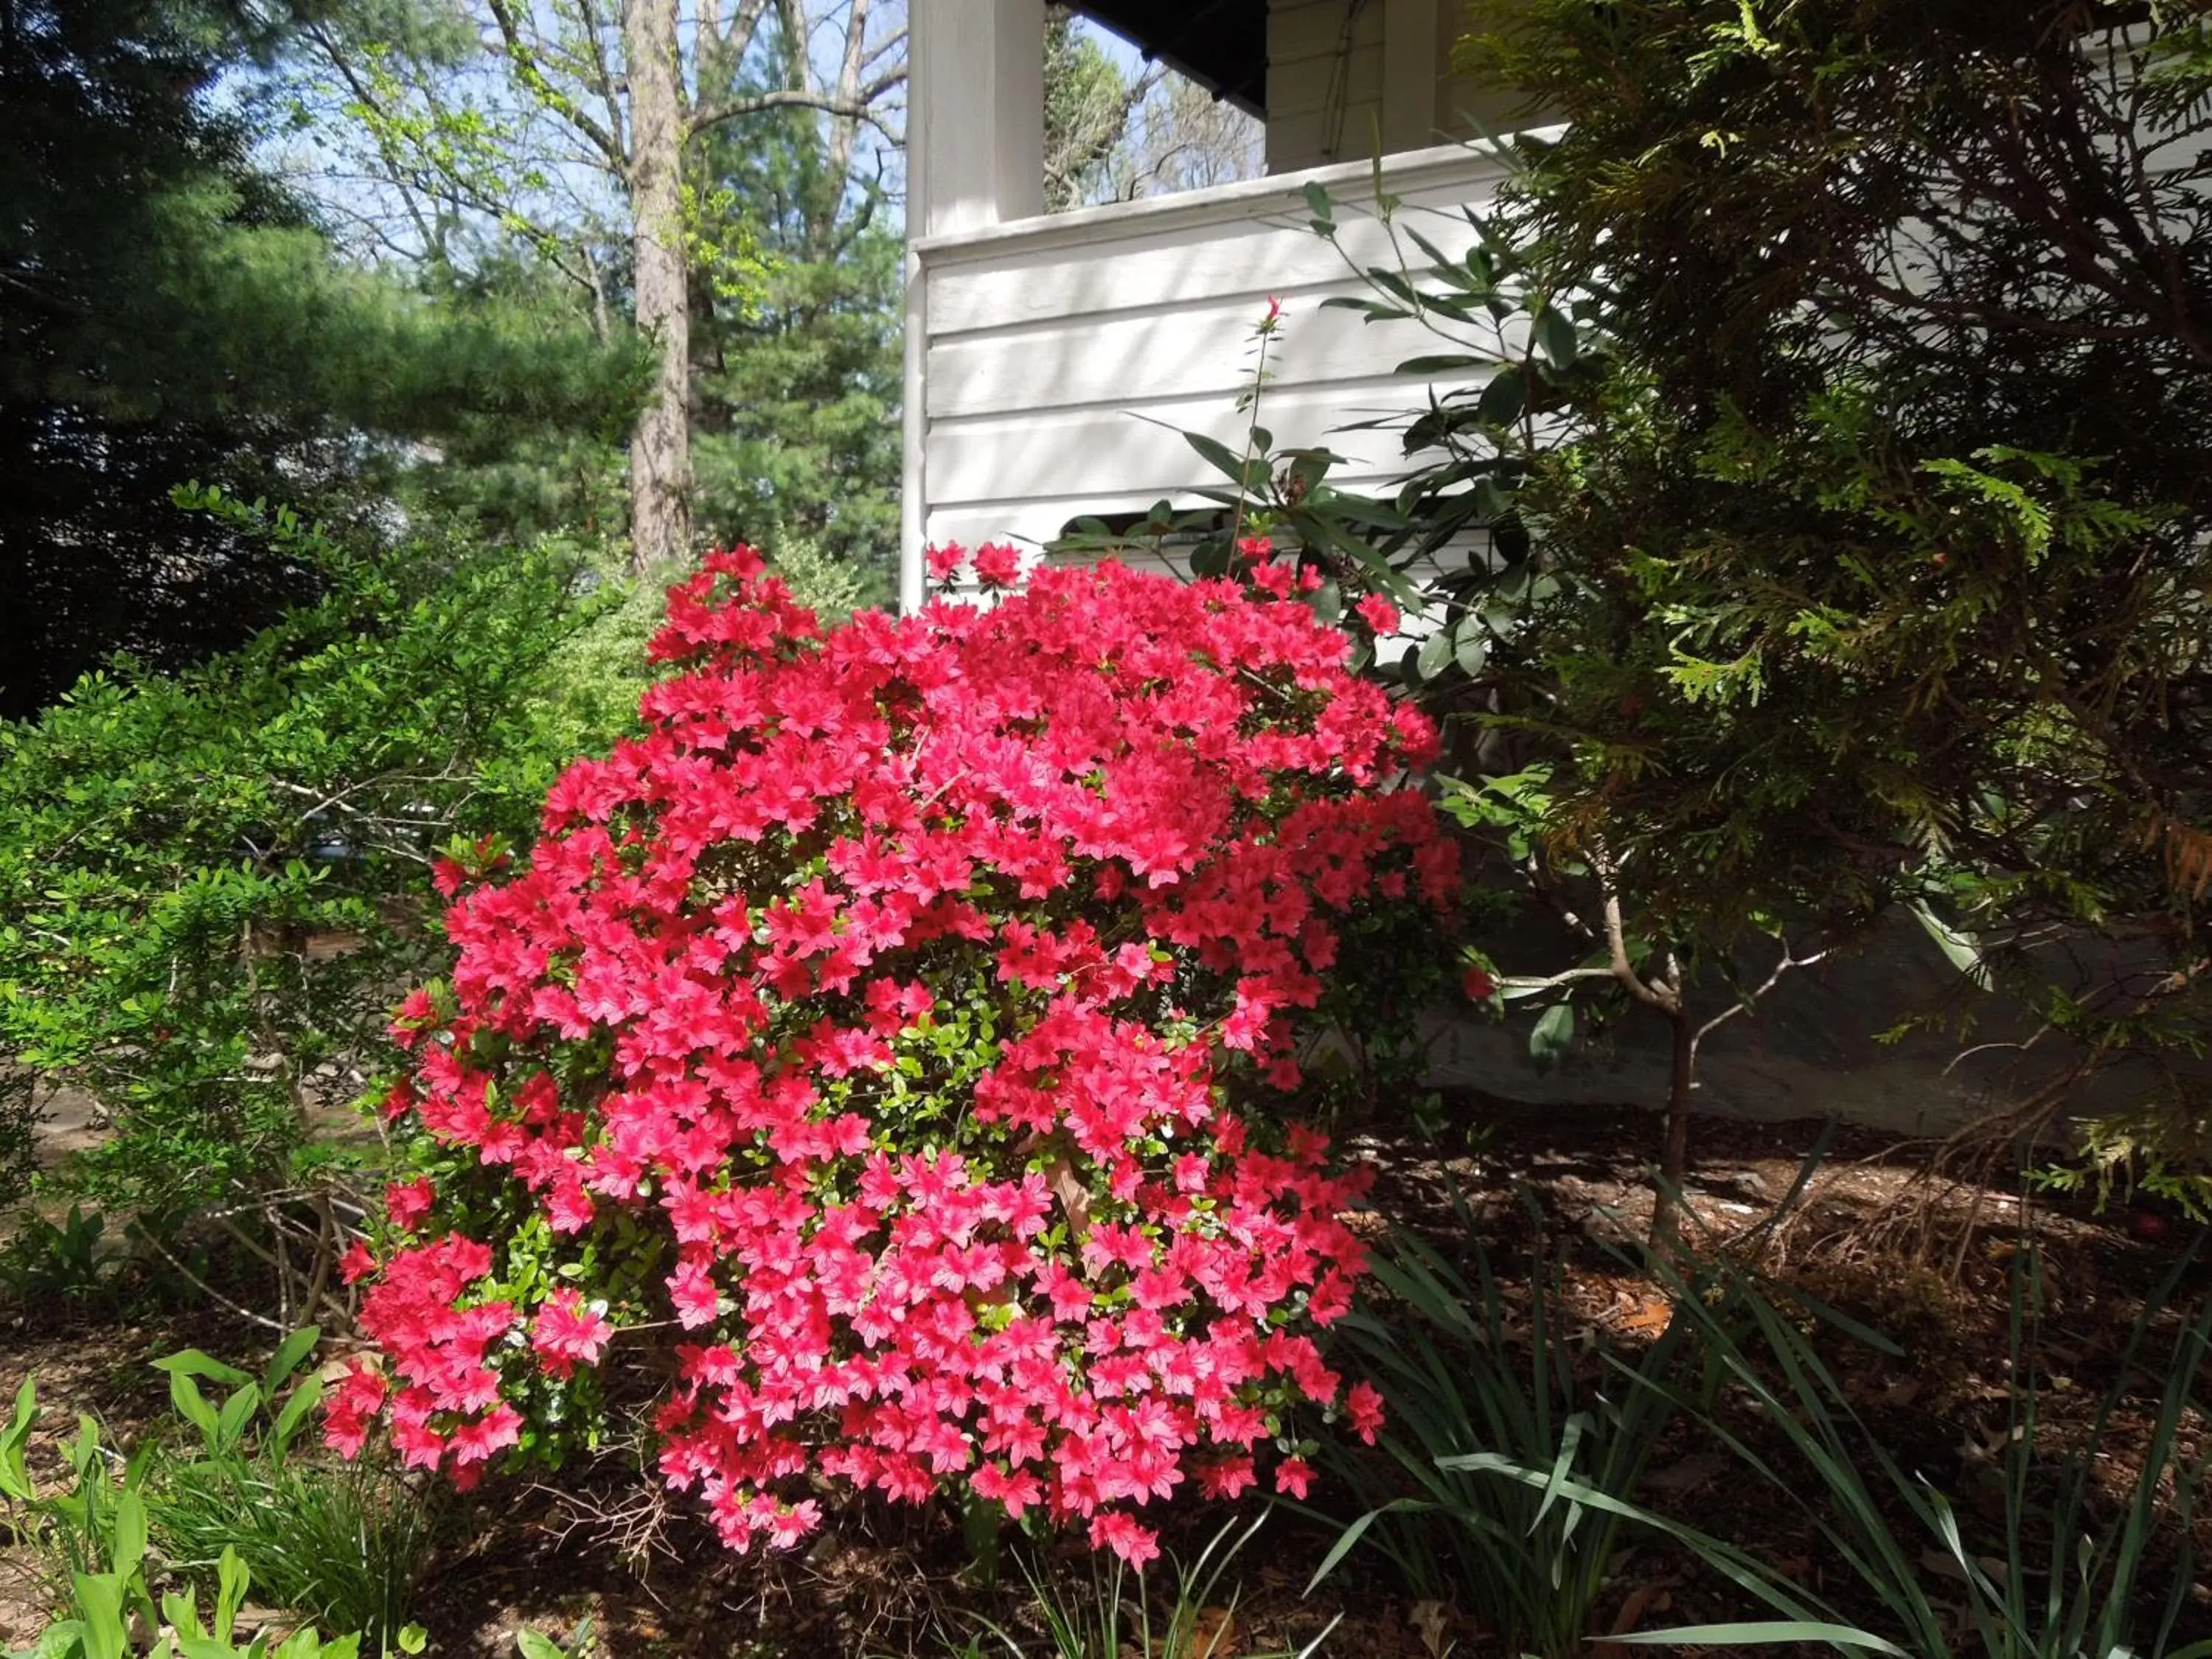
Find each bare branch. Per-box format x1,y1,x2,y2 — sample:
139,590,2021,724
1691,942,1832,1062
685,80,900,139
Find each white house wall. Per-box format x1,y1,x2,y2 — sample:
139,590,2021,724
908,145,1512,566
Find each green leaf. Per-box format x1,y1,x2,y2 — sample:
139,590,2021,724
109,1490,147,1584
1183,429,1255,489
270,1374,324,1453
264,1328,321,1397
1475,366,1526,426
1453,616,1490,678
1395,353,1485,375
214,1382,260,1454
1534,305,1578,368
1416,630,1453,681
1,1374,35,1502
1529,1001,1575,1069
1611,1624,1904,1655
515,1632,566,1659
1909,902,1993,990
69,1573,128,1659
215,1546,251,1644
164,1371,221,1447
153,1350,255,1389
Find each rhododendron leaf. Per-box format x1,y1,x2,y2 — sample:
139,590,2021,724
1416,630,1454,682
1184,429,1247,484
1530,1001,1576,1070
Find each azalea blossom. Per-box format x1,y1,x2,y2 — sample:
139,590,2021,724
333,546,1461,1557
1354,594,1400,636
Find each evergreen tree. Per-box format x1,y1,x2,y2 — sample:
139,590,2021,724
0,0,640,716
1461,0,2212,1190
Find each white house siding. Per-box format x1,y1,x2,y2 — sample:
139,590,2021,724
906,144,1510,569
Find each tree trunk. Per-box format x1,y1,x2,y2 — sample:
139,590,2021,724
1649,1006,1695,1257
625,0,689,571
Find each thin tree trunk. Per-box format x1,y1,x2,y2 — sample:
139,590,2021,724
625,0,690,571
1650,1006,1695,1256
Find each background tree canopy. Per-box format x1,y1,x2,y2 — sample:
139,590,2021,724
0,0,645,717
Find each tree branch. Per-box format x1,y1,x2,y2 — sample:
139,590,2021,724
686,79,903,139
485,0,629,173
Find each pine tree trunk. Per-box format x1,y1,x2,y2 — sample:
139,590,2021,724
625,0,689,571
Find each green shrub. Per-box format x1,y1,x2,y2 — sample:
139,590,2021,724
2,1333,439,1658
0,493,631,1312
0,1206,118,1308
140,1333,437,1652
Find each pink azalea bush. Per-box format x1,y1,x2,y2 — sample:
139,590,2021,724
330,544,1461,1566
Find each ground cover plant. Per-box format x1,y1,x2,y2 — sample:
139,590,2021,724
333,545,1464,1570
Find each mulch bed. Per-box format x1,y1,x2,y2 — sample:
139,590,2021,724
4,1099,2207,1656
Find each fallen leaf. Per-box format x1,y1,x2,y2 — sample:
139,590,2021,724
1046,1154,1092,1253
1591,1582,1669,1659
1188,1606,1236,1658
1619,1295,1674,1335
1643,1453,1727,1495
1409,1599,1451,1658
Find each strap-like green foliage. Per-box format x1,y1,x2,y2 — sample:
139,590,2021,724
0,1334,442,1658
1458,1243,2212,1658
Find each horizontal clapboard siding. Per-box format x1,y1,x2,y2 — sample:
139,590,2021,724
909,144,1509,560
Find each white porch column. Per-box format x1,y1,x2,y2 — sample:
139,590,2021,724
901,0,1046,612
1381,0,1441,156
910,0,1046,237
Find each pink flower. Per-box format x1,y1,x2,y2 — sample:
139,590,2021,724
341,549,1464,1565
385,1177,436,1231
1345,1380,1385,1444
925,543,967,580
530,1290,615,1374
339,1239,378,1284
1354,594,1400,635
972,1462,1043,1518
1462,965,1497,1001
1273,1455,1315,1499
1089,1511,1161,1568
668,1259,720,1329
972,543,1023,588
